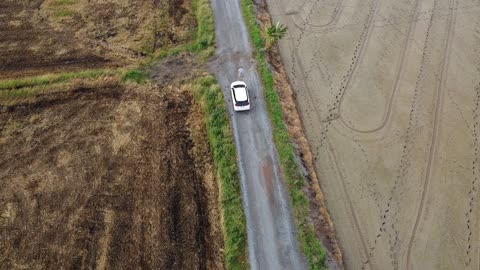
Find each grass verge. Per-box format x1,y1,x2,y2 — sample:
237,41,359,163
239,0,327,269
191,75,247,270
186,1,248,269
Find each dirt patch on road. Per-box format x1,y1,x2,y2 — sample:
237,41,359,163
0,0,195,78
0,77,224,269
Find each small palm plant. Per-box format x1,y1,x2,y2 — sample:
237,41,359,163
264,22,287,50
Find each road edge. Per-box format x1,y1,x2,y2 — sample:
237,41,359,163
238,0,343,269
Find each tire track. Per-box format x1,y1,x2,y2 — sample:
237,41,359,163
287,0,372,89
337,0,421,134
325,139,379,270
467,19,480,270
367,0,439,267
302,0,379,170
292,0,379,163
291,0,345,29
313,0,379,148
465,33,480,265
288,0,336,89
285,0,364,143
405,1,457,269
466,81,480,267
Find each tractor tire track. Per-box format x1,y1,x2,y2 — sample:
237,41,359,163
367,0,438,267
291,0,345,29
338,0,422,134
325,139,379,270
288,0,334,89
465,27,480,265
285,0,361,152
466,19,480,270
466,81,480,267
405,1,457,269
314,0,380,148
287,0,368,89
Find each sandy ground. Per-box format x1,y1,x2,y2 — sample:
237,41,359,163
0,77,224,269
266,0,480,269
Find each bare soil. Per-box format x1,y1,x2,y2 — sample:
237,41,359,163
0,77,224,269
267,0,480,269
0,0,195,78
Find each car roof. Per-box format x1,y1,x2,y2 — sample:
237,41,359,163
231,81,246,88
232,85,248,102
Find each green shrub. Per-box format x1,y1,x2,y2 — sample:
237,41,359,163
264,22,288,50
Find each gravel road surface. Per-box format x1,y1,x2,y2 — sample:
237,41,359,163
209,0,308,269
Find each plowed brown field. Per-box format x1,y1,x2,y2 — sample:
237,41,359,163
0,77,224,269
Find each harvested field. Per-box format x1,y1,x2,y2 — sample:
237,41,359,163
0,0,195,78
267,0,480,269
0,76,224,269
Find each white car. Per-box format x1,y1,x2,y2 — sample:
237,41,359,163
230,81,250,111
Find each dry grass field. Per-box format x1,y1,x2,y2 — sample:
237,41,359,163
0,0,195,78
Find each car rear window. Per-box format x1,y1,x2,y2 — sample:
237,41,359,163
236,100,249,106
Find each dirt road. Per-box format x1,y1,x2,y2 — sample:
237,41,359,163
266,0,480,269
209,0,307,269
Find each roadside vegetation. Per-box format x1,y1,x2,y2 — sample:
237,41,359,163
264,22,288,51
172,1,248,268
239,0,327,269
184,1,249,267
190,76,248,270
151,0,215,62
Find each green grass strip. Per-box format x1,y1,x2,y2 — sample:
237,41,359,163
191,0,215,53
121,69,148,84
239,0,327,269
51,0,74,6
54,10,75,17
0,69,119,90
191,75,248,270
